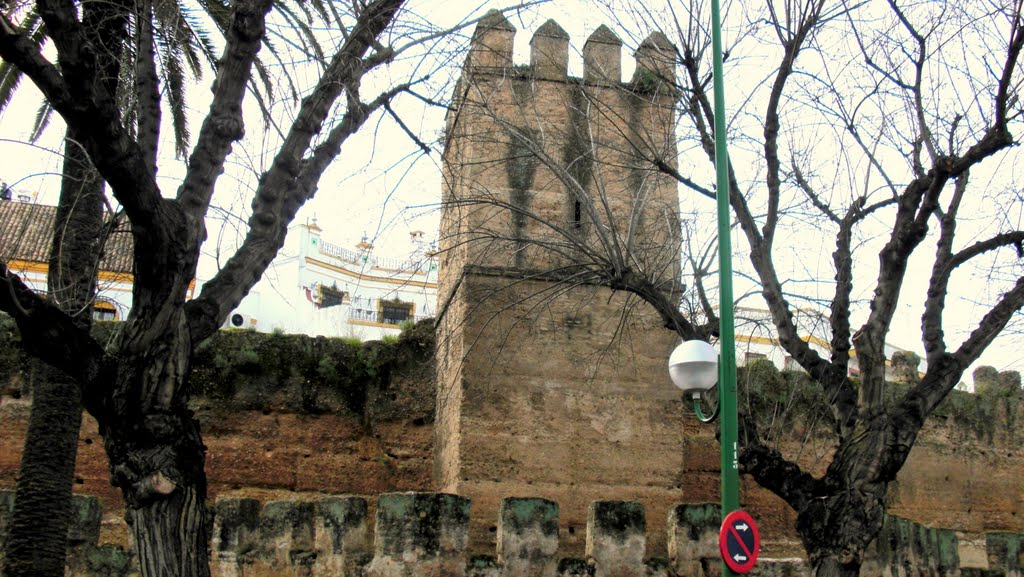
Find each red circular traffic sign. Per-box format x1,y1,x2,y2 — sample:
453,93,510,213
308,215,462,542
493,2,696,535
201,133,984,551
719,510,760,573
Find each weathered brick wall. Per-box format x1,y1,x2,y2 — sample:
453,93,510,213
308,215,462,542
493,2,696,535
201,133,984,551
436,273,685,555
0,321,436,546
2,316,1023,569
4,490,1022,577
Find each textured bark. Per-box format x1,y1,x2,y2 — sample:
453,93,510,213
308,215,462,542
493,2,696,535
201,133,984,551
134,0,161,173
785,410,919,577
1,369,83,577
129,486,209,577
796,486,884,577
2,127,104,577
104,312,210,577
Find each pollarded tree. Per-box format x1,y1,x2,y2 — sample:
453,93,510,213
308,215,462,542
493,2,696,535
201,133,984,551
446,2,1024,575
0,0,511,574
609,1,1024,575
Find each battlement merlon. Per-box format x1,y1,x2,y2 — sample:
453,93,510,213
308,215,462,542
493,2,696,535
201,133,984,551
531,19,570,80
466,12,678,89
633,31,677,88
467,9,516,71
583,25,622,86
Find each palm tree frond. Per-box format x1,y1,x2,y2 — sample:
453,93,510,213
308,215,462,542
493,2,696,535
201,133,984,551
0,9,47,113
271,2,329,68
161,45,191,158
29,101,53,143
192,0,231,34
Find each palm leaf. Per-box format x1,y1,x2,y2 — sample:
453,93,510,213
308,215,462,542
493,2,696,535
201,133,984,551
28,101,53,143
305,0,331,28
159,41,191,158
154,0,214,77
252,58,280,106
272,2,329,68
0,9,47,113
192,0,231,34
175,5,219,75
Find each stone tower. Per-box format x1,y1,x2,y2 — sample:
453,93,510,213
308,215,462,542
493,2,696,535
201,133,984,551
436,13,690,554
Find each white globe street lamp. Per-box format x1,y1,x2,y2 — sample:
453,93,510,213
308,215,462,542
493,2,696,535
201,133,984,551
668,340,720,422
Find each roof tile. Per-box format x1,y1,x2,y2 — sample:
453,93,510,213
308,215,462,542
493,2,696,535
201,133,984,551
0,200,133,275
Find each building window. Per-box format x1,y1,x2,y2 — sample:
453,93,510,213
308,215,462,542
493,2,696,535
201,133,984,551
93,300,117,321
317,283,348,308
380,299,414,326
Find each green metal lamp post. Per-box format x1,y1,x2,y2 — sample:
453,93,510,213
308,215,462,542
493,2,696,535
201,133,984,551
710,0,741,542
668,0,739,574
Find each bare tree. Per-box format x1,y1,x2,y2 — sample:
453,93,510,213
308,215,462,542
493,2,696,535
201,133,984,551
659,3,1024,575
0,0,525,574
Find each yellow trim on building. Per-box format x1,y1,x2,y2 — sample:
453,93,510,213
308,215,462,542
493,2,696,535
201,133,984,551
6,259,134,283
351,320,401,329
6,259,196,297
305,257,437,289
736,333,832,350
736,333,892,366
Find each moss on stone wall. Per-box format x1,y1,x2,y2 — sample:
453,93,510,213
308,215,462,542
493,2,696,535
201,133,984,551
736,359,1022,445
2,312,1020,442
192,319,436,421
0,314,435,423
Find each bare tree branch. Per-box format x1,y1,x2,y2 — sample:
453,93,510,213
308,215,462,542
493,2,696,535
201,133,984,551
175,0,274,221
186,0,406,341
0,262,108,407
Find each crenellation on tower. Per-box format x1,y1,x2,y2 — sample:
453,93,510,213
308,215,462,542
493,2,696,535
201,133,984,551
633,32,677,90
582,25,623,86
530,19,570,81
468,9,516,72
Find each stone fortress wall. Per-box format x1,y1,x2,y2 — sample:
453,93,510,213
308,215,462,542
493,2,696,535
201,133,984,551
2,489,1023,577
435,11,690,560
1,322,1024,575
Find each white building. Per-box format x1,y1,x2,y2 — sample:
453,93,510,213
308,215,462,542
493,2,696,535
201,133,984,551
730,306,923,379
214,222,438,340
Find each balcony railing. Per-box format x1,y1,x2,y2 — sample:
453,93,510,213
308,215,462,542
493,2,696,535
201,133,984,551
348,307,432,326
317,239,425,273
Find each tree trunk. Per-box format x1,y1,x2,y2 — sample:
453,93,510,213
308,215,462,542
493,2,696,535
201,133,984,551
812,557,861,577
128,484,210,577
797,492,878,577
103,311,211,577
2,128,103,577
795,414,906,577
1,369,82,577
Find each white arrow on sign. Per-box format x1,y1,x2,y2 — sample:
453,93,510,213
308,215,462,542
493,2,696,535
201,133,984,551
733,554,747,562
735,523,749,531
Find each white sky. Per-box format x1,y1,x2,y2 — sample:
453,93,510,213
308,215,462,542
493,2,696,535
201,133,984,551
2,0,1022,380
